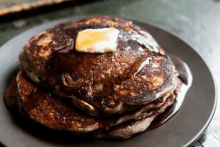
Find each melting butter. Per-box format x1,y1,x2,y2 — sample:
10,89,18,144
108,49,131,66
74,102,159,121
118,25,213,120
75,27,120,53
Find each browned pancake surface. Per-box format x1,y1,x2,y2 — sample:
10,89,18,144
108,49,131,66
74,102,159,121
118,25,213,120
14,70,180,136
19,16,177,115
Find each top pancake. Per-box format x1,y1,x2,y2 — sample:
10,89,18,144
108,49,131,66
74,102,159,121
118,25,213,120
19,16,177,116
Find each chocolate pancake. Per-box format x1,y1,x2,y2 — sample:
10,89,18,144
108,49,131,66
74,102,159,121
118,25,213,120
19,16,178,116
14,70,180,137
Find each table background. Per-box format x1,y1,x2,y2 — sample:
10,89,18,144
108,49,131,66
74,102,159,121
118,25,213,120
0,0,220,146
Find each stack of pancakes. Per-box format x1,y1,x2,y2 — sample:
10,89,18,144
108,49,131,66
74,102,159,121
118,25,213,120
5,16,182,138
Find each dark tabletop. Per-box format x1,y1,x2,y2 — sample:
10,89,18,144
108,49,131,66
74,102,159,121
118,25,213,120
0,0,220,146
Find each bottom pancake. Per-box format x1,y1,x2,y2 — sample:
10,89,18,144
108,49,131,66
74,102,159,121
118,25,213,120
5,70,181,138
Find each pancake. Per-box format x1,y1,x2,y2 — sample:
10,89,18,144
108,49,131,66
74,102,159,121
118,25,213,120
4,79,18,111
95,94,177,138
13,70,180,137
19,16,178,116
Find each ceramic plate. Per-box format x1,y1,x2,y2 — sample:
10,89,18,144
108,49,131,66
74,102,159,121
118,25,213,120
0,16,217,147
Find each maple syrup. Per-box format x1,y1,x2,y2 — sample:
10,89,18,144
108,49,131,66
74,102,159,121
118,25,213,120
148,54,192,130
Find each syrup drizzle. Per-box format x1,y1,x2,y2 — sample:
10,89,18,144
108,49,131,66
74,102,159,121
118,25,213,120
134,57,152,77
148,54,192,130
119,30,159,53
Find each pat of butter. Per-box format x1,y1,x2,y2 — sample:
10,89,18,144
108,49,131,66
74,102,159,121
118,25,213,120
75,27,120,53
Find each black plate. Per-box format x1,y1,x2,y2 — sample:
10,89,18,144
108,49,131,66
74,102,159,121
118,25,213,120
0,16,217,147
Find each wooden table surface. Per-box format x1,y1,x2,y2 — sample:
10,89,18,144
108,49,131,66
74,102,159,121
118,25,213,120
0,0,220,146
